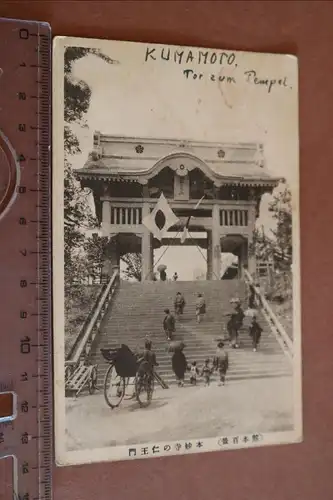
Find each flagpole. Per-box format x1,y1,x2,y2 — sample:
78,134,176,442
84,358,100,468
194,195,205,210
180,195,205,244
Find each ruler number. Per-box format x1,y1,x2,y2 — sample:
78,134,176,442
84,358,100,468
22,461,29,474
18,92,27,101
18,153,26,162
21,400,29,413
20,310,28,319
21,432,29,444
20,280,27,287
19,217,27,225
20,336,31,354
21,372,28,382
19,28,30,40
18,124,26,132
18,186,27,194
20,249,27,256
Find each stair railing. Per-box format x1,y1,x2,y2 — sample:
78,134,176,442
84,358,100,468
244,269,293,362
65,267,120,379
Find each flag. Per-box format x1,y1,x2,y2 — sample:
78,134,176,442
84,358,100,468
142,192,179,241
180,222,190,244
180,195,205,244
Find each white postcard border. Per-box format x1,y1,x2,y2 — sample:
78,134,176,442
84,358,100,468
52,36,302,466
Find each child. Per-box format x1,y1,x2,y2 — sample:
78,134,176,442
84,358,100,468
213,341,229,386
189,361,199,385
195,293,206,323
249,315,263,352
201,358,212,386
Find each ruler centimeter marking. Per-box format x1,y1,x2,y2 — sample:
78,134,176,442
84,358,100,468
0,19,52,500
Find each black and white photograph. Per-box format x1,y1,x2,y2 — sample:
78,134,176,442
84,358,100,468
53,37,301,465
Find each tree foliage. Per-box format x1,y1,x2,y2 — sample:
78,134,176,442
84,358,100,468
251,186,292,271
83,234,109,279
121,253,142,282
64,47,117,297
269,186,292,268
64,47,117,124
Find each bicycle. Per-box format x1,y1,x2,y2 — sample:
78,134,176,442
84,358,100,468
101,344,162,409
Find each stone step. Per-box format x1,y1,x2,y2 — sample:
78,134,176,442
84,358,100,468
95,336,278,347
87,279,291,388
78,370,292,397
95,369,291,387
96,363,290,378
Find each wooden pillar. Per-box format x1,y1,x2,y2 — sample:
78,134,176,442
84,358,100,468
247,235,256,277
150,238,154,279
141,203,152,281
237,240,245,279
212,205,221,280
101,200,111,237
206,231,213,280
247,202,257,278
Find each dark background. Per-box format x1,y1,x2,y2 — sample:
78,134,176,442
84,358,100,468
1,1,333,499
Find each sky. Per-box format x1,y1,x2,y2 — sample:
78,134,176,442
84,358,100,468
65,39,298,280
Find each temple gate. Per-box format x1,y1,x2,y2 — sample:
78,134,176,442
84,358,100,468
75,133,280,281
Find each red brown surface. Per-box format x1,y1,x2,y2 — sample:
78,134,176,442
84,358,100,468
1,1,333,499
0,393,14,419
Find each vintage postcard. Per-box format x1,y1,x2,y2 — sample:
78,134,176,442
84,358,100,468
53,37,301,466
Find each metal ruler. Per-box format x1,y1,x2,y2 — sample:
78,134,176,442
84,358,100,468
0,18,52,500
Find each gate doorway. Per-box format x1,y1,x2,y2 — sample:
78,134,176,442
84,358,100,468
153,231,208,281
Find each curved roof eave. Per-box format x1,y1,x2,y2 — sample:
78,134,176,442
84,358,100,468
76,151,281,186
75,169,282,187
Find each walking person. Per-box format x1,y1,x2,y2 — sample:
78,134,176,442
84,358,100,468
163,308,175,341
157,264,168,282
173,272,179,281
174,291,186,319
171,342,187,387
249,314,263,352
226,298,245,349
195,293,206,323
213,341,229,386
248,284,256,309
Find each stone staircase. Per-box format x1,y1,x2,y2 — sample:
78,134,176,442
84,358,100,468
90,279,292,387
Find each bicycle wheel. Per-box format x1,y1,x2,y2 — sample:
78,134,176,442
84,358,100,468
135,372,154,408
103,363,125,409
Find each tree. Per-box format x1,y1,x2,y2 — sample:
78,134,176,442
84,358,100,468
64,47,117,298
250,186,292,303
250,227,275,262
64,47,117,125
84,234,109,280
251,186,292,269
121,253,142,282
268,186,292,269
